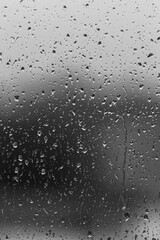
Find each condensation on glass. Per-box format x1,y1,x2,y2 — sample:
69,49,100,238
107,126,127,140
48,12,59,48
0,0,160,239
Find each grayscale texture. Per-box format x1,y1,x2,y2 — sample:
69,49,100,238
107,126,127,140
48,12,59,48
1,0,160,239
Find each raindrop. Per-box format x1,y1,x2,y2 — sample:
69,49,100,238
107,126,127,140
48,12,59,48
44,135,48,143
37,130,42,136
14,95,20,101
15,167,19,174
123,211,130,221
35,212,39,217
18,201,23,207
139,84,144,90
13,141,18,148
18,155,23,161
143,214,149,221
25,159,29,165
102,141,107,148
76,162,81,168
147,53,154,58
145,208,149,214
87,231,93,239
117,94,121,100
155,156,158,161
51,89,55,96
41,168,46,175
61,218,65,224
53,143,58,148
40,152,45,158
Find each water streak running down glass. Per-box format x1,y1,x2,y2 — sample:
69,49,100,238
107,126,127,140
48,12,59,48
1,0,160,239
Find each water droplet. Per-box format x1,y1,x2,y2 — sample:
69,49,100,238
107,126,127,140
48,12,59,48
102,141,107,147
35,211,39,217
155,156,158,161
144,214,149,221
117,94,121,100
59,165,64,170
41,168,46,175
25,159,29,165
37,130,42,136
53,143,58,148
76,162,81,168
15,167,19,174
13,141,18,148
13,176,19,182
18,201,23,207
18,155,23,161
14,95,20,101
44,135,48,143
61,218,65,223
87,231,93,239
124,211,130,221
156,92,160,96
40,153,45,158
147,53,154,58
51,89,55,95
0,52,2,61
43,208,49,214
82,149,88,154
139,84,144,90
122,205,126,211
145,208,149,214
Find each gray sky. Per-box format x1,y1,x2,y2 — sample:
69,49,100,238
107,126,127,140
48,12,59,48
1,0,160,94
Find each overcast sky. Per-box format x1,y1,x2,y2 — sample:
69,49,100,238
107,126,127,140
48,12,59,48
1,0,160,92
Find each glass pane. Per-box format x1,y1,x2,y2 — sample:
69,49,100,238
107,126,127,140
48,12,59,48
1,0,160,239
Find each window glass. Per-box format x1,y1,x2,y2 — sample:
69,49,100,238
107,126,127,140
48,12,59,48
1,0,160,239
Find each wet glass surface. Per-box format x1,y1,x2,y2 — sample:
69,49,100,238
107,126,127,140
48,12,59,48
1,0,160,239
